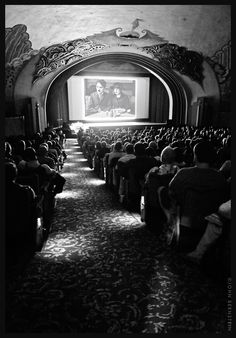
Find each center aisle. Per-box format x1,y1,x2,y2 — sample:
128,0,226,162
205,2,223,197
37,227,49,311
6,138,227,333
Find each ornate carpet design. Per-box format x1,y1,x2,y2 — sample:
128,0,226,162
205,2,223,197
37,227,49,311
5,139,228,333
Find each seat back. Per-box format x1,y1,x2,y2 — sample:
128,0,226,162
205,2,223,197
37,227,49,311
16,173,40,195
6,184,37,260
170,188,227,252
145,173,174,208
180,188,226,232
125,167,149,211
99,159,104,179
144,173,174,228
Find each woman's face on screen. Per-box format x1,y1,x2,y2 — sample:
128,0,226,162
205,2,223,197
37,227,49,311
114,87,121,95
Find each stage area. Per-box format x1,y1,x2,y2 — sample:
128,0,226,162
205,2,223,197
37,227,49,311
69,121,167,132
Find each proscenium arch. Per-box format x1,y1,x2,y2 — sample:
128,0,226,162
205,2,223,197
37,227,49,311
44,52,188,125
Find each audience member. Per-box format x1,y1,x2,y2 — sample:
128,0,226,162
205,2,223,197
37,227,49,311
108,141,125,168
158,140,229,252
37,145,56,169
18,147,66,196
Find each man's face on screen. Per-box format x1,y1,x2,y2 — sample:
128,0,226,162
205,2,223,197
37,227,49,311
96,83,104,94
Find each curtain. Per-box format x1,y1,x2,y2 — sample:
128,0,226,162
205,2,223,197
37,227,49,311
149,77,169,123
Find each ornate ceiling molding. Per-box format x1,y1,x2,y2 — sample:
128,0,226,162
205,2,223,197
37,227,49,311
5,24,38,66
86,27,168,47
32,28,205,86
32,38,109,83
205,40,231,110
206,40,231,85
141,43,204,85
5,24,39,100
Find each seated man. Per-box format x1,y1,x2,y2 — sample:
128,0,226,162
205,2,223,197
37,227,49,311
158,141,229,252
86,79,112,115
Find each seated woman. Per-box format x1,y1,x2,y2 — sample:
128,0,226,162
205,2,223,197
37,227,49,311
146,146,179,178
111,83,131,117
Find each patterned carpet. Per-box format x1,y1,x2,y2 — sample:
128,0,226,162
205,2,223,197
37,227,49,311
5,138,230,333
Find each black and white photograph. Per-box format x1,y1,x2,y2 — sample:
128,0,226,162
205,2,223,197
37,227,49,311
84,77,136,119
4,3,231,336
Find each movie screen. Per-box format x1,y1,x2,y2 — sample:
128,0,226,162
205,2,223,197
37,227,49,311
67,75,150,121
84,78,136,119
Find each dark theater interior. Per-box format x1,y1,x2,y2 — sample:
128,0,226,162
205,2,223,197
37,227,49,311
4,4,232,334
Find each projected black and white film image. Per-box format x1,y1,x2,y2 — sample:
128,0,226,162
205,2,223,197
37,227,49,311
84,78,136,119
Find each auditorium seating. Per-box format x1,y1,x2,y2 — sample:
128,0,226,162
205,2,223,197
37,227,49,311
75,124,231,277
5,124,231,276
158,184,230,252
5,129,67,266
14,173,54,248
6,174,41,265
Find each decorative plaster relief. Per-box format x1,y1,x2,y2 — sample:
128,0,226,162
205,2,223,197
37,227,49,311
86,27,168,46
142,43,204,86
5,65,17,99
206,40,231,111
206,40,231,85
77,61,147,74
32,38,109,82
5,24,39,101
33,27,205,87
5,24,33,65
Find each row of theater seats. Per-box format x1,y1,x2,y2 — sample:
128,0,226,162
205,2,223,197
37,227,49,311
92,153,169,221
79,135,231,280
81,142,171,223
5,134,67,267
6,166,59,267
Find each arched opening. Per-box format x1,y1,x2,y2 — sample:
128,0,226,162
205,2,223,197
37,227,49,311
45,52,187,127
